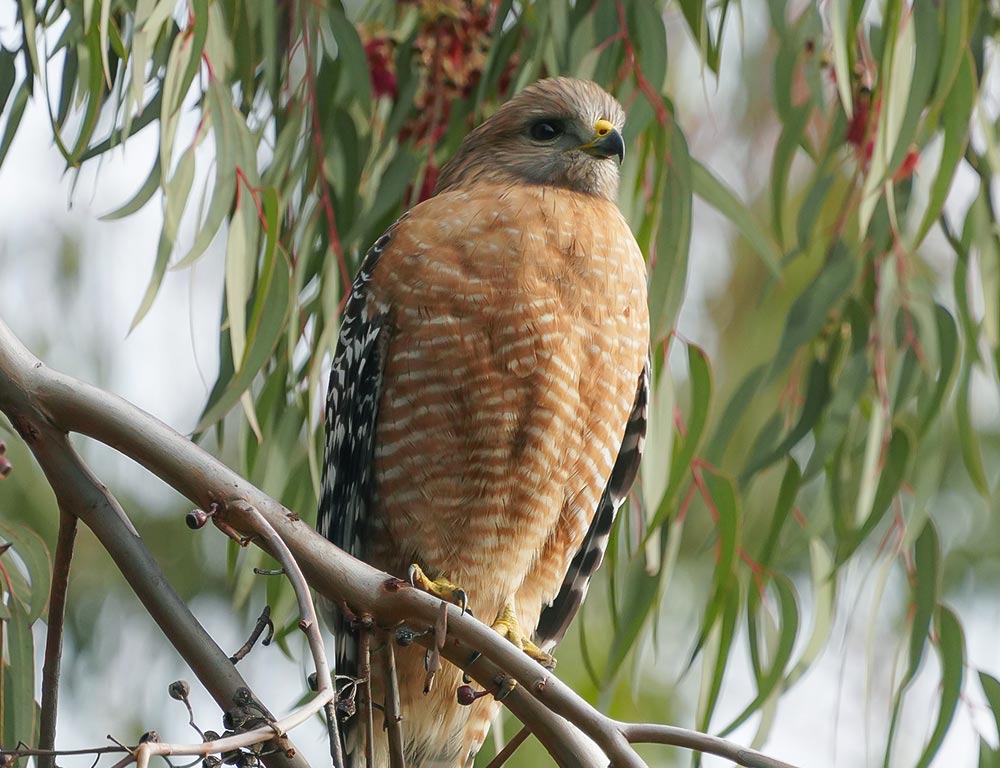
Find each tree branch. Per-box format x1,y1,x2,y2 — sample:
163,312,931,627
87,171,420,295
231,501,344,768
0,317,799,768
0,330,307,768
38,509,77,768
618,723,800,768
379,632,406,768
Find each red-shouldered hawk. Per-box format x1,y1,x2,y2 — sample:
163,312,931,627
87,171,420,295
318,77,649,767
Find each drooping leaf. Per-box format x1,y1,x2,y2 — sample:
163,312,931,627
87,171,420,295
914,607,964,768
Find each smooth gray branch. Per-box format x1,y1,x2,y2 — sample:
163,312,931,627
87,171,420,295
38,509,77,768
0,323,306,768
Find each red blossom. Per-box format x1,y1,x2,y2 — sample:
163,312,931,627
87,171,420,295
415,162,439,203
893,145,920,182
845,89,875,148
365,37,397,99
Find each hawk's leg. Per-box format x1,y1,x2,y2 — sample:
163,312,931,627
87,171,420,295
408,563,470,615
491,601,557,670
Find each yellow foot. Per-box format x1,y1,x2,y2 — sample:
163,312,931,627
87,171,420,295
491,601,557,670
408,563,470,614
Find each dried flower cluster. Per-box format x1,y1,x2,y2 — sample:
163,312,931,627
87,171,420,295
363,0,519,201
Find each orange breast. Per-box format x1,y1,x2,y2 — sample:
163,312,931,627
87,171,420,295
367,182,648,628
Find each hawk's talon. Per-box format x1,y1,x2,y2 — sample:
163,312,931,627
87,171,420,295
491,601,557,670
461,651,483,684
494,676,517,701
408,563,470,615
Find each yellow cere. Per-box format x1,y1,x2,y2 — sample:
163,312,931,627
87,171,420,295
594,119,615,137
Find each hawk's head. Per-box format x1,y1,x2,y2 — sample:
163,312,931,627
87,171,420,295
436,77,627,202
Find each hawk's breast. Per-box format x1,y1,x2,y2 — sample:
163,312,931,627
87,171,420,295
368,183,648,620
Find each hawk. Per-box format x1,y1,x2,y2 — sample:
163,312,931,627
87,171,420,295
318,77,649,767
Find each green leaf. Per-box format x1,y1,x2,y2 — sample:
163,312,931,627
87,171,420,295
914,53,975,247
720,575,799,736
704,364,766,463
196,211,291,432
979,738,1000,768
327,8,372,110
770,105,811,248
599,553,660,690
803,349,868,480
174,83,238,269
1,598,36,748
769,241,858,381
906,522,940,684
956,360,989,495
838,427,912,563
647,121,692,344
225,202,253,371
926,0,971,118
695,580,740,734
690,471,740,660
677,0,725,72
914,607,964,768
0,80,29,168
757,459,801,569
742,358,830,482
178,0,210,112
917,305,959,436
0,48,16,115
785,539,835,686
829,0,854,120
640,363,674,520
628,1,667,93
885,0,939,175
17,0,40,84
645,343,712,537
101,157,161,220
129,146,195,330
980,671,1000,749
692,159,782,276
98,0,112,87
67,16,110,164
0,522,51,623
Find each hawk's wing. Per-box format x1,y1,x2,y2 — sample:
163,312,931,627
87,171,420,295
317,230,395,709
534,359,650,650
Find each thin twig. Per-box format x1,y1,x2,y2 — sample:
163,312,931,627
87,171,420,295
168,681,204,740
358,625,375,767
130,690,335,768
484,726,531,768
379,633,406,768
229,606,274,664
231,501,345,768
38,508,78,768
1,746,129,759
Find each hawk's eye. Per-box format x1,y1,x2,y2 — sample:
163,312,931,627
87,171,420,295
529,120,563,141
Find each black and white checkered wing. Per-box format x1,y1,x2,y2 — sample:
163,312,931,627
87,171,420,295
534,359,650,650
317,232,394,679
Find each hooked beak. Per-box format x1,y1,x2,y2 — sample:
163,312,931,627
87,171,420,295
578,119,625,163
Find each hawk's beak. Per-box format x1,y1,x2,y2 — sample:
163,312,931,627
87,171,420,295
578,119,625,162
